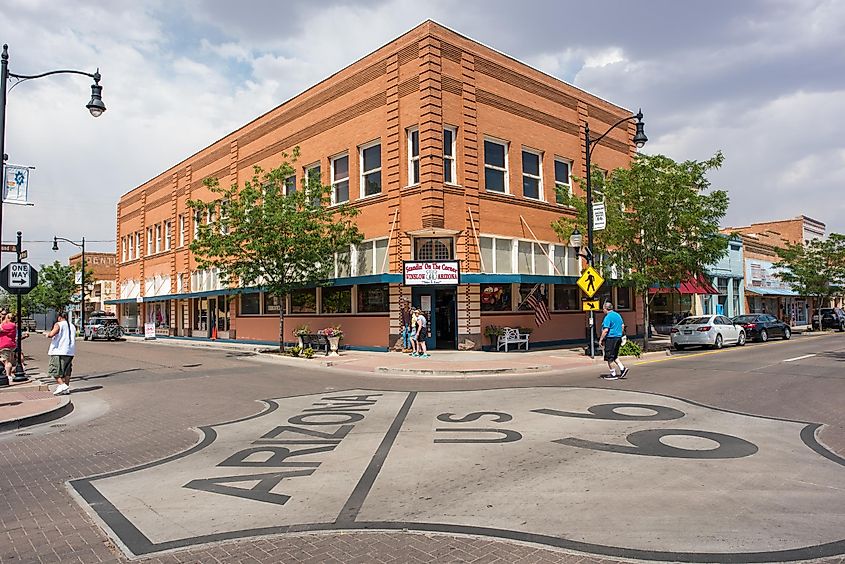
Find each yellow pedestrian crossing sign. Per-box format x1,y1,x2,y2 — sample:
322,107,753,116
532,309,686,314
576,265,604,298
582,299,600,311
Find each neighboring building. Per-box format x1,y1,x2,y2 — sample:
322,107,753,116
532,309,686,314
69,252,118,320
703,236,745,318
722,216,826,329
110,21,644,349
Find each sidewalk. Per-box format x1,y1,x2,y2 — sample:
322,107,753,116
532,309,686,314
0,377,72,432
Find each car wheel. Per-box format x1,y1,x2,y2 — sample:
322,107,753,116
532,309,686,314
673,344,686,351
737,331,746,346
713,334,723,349
759,329,768,342
783,327,791,340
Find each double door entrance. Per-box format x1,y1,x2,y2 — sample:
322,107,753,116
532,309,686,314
411,287,457,350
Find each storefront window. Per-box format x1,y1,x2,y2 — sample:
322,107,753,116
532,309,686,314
290,289,317,314
616,287,632,310
479,237,493,273
517,241,532,274
553,285,579,311
193,298,208,330
240,292,260,315
480,284,512,311
263,293,283,315
357,283,389,313
147,302,168,328
517,284,547,310
322,286,352,314
495,239,512,273
216,298,230,331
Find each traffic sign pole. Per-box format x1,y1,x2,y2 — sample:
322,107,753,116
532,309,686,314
12,231,26,381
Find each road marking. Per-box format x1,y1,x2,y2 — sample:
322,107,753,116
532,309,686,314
635,333,828,366
783,354,816,362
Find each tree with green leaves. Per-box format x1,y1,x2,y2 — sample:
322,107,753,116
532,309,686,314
775,233,845,328
28,261,76,313
189,149,363,350
553,151,730,350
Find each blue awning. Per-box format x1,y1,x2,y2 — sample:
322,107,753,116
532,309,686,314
745,286,798,296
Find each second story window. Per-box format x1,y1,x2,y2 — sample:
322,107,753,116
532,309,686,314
331,154,349,204
146,227,153,255
444,126,457,184
155,224,162,253
408,128,419,185
122,237,127,262
484,138,508,194
178,214,185,247
135,231,142,258
360,141,382,197
284,174,296,195
165,220,172,250
522,149,542,200
554,158,572,203
193,210,202,240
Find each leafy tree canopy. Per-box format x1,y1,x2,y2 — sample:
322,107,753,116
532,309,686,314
775,233,845,316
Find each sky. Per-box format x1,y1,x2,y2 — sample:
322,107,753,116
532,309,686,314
1,0,843,270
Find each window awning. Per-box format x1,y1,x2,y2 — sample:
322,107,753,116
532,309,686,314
649,275,719,295
745,286,798,297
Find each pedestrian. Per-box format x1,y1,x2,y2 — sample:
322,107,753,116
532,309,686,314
598,301,627,380
415,309,430,358
47,311,76,395
409,307,419,356
399,298,412,353
0,312,17,379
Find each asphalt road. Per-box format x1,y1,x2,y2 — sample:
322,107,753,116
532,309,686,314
1,332,843,563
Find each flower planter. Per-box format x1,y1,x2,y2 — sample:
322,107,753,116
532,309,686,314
328,336,340,356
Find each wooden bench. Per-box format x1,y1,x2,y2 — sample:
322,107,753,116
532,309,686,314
300,334,331,356
496,327,529,352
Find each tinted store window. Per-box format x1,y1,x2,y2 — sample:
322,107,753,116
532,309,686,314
616,287,632,310
263,293,282,315
554,285,579,311
358,283,389,313
290,289,317,314
481,284,512,311
240,292,261,315
322,286,352,314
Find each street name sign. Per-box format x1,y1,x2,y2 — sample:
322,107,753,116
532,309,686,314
576,265,604,298
0,244,16,253
582,299,600,311
0,262,38,294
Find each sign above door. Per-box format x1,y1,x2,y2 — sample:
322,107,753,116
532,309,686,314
403,261,461,286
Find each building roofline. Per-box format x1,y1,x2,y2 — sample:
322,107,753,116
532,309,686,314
120,19,632,201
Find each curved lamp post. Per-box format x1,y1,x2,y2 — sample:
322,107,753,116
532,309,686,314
0,44,104,260
573,110,648,358
53,236,86,331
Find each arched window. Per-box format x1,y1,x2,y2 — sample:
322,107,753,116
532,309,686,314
415,238,452,260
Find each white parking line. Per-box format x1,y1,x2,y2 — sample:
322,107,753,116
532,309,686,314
783,354,816,362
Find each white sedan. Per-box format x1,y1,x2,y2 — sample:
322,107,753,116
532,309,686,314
670,314,746,350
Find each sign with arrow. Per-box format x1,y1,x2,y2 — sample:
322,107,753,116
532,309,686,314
0,262,38,295
582,299,600,311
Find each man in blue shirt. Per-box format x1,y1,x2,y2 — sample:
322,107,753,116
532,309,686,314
598,301,628,380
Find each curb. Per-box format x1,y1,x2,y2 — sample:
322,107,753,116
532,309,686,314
375,364,553,376
0,396,73,433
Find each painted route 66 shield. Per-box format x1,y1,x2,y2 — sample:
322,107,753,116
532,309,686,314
71,388,845,561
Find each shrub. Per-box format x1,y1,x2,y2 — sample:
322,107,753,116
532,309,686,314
302,347,315,359
484,325,504,338
619,340,642,358
293,325,310,337
288,345,302,357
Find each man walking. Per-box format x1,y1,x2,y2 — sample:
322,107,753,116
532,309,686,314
47,311,76,395
598,301,627,380
399,298,412,353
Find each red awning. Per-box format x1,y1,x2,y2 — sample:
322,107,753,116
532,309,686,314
649,275,719,295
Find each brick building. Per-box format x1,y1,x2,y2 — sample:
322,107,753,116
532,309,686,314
723,216,826,329
68,252,117,317
110,21,644,349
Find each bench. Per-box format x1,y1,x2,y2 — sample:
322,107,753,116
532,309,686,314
497,327,529,352
300,334,331,356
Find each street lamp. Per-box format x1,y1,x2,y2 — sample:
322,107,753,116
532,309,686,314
580,110,648,358
0,44,104,261
53,236,86,331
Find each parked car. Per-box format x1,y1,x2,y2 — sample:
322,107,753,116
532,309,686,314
670,314,746,350
817,308,845,331
20,317,36,332
731,314,791,342
83,315,124,341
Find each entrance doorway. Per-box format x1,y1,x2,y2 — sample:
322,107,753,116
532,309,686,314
412,287,457,350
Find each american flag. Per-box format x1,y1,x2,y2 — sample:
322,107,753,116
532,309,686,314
526,290,550,327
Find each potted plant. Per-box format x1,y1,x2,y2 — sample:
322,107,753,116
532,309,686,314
317,325,344,356
483,325,504,347
293,324,310,348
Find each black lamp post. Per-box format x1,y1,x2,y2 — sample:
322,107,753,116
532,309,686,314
53,236,86,331
0,44,104,268
576,110,648,358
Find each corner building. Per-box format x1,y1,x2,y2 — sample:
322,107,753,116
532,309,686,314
112,21,643,350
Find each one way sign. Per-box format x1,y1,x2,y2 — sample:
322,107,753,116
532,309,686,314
0,262,38,294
